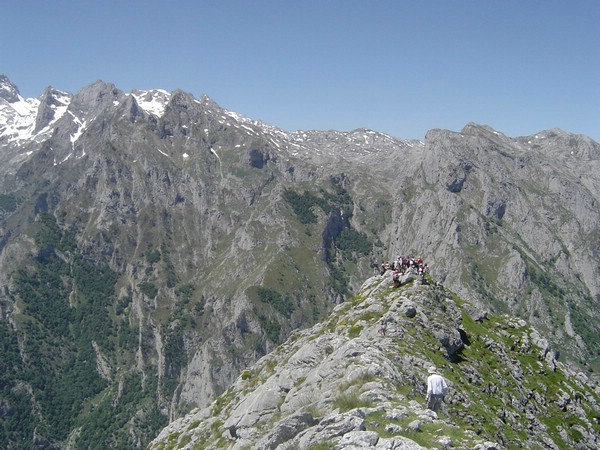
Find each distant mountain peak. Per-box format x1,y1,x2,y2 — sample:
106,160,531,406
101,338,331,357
461,122,506,136
0,76,41,145
72,80,123,110
0,74,21,103
34,87,72,134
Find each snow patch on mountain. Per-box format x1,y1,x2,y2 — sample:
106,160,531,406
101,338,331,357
0,86,71,144
35,90,71,137
0,95,39,143
68,110,87,150
224,109,290,144
131,89,171,117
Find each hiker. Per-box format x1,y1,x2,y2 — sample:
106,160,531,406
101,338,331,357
371,260,381,275
374,252,430,285
380,262,391,275
426,366,448,412
392,270,401,287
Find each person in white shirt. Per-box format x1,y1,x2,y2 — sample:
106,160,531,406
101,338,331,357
426,366,449,412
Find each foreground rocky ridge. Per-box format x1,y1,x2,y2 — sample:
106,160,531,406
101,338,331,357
150,272,600,449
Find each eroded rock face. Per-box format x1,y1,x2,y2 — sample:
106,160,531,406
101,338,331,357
149,275,600,450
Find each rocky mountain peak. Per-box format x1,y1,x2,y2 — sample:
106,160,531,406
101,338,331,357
167,89,197,109
198,94,223,111
0,76,40,150
69,80,124,119
518,128,600,160
34,86,72,133
460,122,504,136
0,74,21,103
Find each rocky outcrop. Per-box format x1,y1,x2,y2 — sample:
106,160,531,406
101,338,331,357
149,274,600,449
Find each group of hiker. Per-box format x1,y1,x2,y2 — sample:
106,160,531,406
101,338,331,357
376,255,429,287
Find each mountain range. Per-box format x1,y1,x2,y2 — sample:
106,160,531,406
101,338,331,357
1,74,599,448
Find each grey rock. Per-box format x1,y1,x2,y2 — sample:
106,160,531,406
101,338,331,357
472,442,502,450
399,301,417,318
336,430,379,447
224,377,284,429
254,411,316,449
406,419,422,431
462,304,488,322
375,436,428,449
294,413,365,449
437,436,452,446
384,423,403,434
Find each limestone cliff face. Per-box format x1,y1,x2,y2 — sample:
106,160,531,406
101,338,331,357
149,272,600,449
1,77,600,448
383,125,600,368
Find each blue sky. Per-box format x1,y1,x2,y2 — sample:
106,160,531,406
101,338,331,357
3,0,599,141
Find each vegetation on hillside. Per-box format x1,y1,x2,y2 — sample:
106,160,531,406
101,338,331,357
283,175,372,296
0,193,17,212
0,213,168,449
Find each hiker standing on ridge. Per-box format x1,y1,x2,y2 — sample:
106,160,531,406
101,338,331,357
426,366,448,412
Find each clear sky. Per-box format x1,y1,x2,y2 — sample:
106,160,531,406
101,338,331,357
2,0,599,141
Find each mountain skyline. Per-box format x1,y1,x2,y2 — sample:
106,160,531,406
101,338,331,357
2,1,599,142
2,75,597,152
